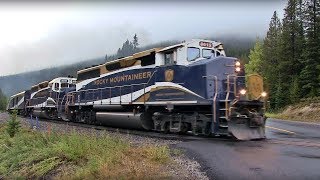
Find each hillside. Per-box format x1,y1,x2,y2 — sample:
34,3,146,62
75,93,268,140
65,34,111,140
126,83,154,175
0,36,254,97
0,57,105,97
267,97,320,123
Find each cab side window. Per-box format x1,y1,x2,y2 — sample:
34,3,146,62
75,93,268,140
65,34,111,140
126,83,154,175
54,83,59,91
164,52,174,65
187,47,200,61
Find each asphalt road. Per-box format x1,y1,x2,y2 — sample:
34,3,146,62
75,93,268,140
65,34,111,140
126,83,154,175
176,118,320,180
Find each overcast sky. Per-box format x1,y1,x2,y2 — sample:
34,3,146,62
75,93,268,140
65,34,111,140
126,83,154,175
0,1,286,76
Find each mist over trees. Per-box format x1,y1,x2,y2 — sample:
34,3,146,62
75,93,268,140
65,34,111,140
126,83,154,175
0,33,254,97
246,0,320,110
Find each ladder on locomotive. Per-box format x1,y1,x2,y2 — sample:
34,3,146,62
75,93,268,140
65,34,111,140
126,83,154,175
204,75,233,133
218,75,245,130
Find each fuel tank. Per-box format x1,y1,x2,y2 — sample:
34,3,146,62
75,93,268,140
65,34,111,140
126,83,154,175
32,109,50,119
93,105,124,111
95,112,153,130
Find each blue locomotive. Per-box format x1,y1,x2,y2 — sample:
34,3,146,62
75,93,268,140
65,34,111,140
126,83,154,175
8,77,76,119
8,39,267,140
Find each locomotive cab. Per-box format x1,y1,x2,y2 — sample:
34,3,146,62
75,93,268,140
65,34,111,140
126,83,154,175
28,77,77,119
7,91,26,114
155,39,226,66
49,77,77,92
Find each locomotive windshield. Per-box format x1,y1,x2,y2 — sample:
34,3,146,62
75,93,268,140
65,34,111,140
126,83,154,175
202,49,215,59
61,83,69,88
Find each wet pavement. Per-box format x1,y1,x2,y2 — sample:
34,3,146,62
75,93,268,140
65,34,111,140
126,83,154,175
176,118,320,180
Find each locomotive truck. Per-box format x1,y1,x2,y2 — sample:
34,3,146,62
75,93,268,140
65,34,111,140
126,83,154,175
8,39,267,140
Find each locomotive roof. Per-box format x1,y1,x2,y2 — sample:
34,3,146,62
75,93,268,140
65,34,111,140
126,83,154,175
37,81,49,87
11,91,25,98
77,48,162,75
76,39,223,75
156,43,184,53
49,77,76,84
77,64,103,74
133,48,162,58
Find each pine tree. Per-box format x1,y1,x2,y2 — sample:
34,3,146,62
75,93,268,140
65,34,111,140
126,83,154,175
290,76,300,103
133,34,139,51
117,48,121,58
280,0,304,75
0,88,7,111
277,0,305,106
299,0,320,97
275,77,287,110
6,110,20,137
245,39,263,74
261,11,282,109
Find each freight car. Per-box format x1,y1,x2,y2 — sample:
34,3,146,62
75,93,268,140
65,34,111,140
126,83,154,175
8,39,267,140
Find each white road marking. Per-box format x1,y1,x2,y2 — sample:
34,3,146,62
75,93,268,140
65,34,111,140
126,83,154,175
266,125,296,134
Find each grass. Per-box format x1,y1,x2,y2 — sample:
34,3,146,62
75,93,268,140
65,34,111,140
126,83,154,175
0,124,173,179
266,112,320,123
265,112,288,120
266,97,320,123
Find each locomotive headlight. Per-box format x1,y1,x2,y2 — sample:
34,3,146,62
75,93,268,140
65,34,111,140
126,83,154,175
239,89,246,95
235,61,241,66
235,67,241,72
261,91,267,97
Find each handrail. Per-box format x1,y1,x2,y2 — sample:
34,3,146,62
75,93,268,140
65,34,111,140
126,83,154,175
75,82,149,93
63,69,186,106
226,75,246,118
226,75,246,97
65,73,155,105
225,75,231,120
146,70,157,84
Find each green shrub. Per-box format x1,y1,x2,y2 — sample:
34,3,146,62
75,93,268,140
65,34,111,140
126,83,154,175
0,88,7,111
6,110,21,137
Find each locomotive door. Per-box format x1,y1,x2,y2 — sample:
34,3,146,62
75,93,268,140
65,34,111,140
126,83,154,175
206,77,216,99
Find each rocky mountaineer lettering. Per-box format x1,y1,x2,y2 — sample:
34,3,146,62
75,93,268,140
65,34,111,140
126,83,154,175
94,71,152,85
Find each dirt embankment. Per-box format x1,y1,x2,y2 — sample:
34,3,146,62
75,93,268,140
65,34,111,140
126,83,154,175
267,97,320,123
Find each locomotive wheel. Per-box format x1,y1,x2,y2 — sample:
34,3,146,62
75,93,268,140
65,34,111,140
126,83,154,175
178,123,189,134
163,122,170,134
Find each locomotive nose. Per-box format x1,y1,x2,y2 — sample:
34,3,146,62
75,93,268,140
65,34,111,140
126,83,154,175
204,57,237,99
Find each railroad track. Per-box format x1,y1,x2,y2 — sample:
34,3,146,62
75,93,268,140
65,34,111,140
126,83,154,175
22,116,233,142
32,117,320,148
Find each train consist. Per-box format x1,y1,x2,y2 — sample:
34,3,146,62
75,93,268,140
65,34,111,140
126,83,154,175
7,39,267,140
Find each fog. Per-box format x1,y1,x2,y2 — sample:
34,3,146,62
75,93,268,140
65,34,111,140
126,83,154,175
0,1,286,76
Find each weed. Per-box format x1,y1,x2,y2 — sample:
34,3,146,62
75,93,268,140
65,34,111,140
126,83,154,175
6,110,20,138
171,148,183,156
0,126,172,179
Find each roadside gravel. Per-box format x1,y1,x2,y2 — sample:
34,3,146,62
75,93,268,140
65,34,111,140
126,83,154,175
0,112,209,180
